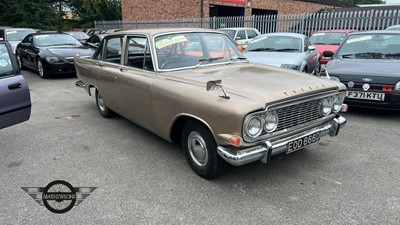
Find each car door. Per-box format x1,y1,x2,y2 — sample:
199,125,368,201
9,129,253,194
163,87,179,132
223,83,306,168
114,35,156,129
0,41,31,129
17,35,36,69
91,35,124,113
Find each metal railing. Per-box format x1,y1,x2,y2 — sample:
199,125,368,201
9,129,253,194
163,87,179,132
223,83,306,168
95,8,400,36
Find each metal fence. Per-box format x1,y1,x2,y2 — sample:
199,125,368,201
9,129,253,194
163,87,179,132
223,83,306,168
95,8,400,36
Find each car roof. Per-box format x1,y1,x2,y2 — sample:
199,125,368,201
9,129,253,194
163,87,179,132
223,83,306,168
257,32,306,38
110,28,226,37
1,28,36,31
218,27,258,30
348,30,400,35
313,29,357,34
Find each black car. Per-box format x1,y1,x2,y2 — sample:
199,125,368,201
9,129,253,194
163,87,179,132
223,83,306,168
0,41,31,129
325,30,400,110
15,32,94,78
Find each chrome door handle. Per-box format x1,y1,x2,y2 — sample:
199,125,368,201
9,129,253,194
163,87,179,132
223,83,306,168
118,66,127,72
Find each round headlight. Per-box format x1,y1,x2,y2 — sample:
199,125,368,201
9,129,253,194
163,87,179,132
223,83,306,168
321,98,333,116
264,112,278,132
332,95,342,113
245,116,263,138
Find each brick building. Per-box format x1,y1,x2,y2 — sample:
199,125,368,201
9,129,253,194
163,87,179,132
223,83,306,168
121,0,356,21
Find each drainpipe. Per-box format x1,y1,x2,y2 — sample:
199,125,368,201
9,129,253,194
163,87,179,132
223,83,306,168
200,0,204,27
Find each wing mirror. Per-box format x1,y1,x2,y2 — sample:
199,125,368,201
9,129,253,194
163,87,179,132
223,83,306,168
206,80,230,99
308,46,316,51
323,50,334,57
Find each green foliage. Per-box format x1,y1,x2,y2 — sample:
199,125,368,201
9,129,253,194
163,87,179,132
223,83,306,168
343,0,385,4
0,0,121,30
0,0,65,29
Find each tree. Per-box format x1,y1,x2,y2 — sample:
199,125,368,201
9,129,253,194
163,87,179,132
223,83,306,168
68,0,121,28
0,0,65,29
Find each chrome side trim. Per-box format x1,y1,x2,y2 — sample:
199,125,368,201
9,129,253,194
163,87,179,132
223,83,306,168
218,115,346,166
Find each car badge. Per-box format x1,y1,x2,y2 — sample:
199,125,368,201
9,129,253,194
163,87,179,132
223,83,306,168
362,83,370,91
347,81,354,88
362,78,372,82
76,54,80,57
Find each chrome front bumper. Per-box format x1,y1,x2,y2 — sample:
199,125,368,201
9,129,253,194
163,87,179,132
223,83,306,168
217,115,346,166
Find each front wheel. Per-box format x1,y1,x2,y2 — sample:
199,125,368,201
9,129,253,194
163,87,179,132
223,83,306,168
95,89,115,118
16,54,25,69
36,58,48,78
182,121,227,179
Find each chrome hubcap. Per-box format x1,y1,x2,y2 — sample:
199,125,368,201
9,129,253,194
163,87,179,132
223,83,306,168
188,131,208,167
97,92,106,111
37,60,44,76
17,55,22,68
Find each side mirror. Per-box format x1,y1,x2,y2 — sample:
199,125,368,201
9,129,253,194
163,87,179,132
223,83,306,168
323,50,334,58
207,80,222,91
308,46,316,51
235,36,241,40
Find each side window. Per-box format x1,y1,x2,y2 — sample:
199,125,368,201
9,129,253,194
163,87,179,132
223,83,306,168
247,29,258,39
125,36,153,71
0,44,14,78
236,30,246,40
0,30,4,40
104,36,123,64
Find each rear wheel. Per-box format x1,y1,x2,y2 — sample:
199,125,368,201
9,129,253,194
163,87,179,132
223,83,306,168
182,120,227,179
16,54,25,69
36,58,48,78
95,89,115,118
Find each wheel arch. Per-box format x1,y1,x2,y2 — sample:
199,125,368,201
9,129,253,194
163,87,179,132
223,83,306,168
169,114,215,144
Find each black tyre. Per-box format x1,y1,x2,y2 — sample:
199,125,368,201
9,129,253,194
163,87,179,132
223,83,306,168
36,58,48,78
16,54,25,69
182,120,227,179
95,89,115,118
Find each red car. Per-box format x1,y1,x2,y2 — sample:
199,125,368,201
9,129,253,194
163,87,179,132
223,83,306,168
310,30,357,72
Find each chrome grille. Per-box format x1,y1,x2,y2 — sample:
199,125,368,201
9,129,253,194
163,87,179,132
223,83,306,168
275,99,322,132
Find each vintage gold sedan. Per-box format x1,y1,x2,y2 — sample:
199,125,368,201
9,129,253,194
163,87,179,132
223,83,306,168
74,28,347,179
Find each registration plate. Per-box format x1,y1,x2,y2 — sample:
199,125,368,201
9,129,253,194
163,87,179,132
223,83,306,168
287,132,321,154
346,91,385,101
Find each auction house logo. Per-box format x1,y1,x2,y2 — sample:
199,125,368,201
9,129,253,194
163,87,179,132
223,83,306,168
21,180,97,214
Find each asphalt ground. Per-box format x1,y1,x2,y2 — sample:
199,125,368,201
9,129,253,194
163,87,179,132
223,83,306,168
0,69,399,224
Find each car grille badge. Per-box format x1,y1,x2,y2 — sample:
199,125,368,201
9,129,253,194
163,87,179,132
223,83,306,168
362,78,372,82
362,83,370,91
76,54,80,56
347,81,354,88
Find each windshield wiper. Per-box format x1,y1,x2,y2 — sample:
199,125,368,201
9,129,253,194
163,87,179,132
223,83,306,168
194,57,224,68
384,53,400,58
52,43,78,46
355,52,385,59
229,57,247,62
340,54,355,58
248,47,276,52
276,48,299,52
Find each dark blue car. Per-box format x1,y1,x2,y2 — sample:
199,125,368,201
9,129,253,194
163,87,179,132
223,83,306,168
0,41,31,129
325,30,400,110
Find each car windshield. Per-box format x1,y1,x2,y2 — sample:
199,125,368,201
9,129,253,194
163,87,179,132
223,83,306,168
34,34,82,47
155,32,244,70
246,36,302,52
310,32,347,45
336,33,400,59
6,30,35,41
67,32,89,40
0,44,13,77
